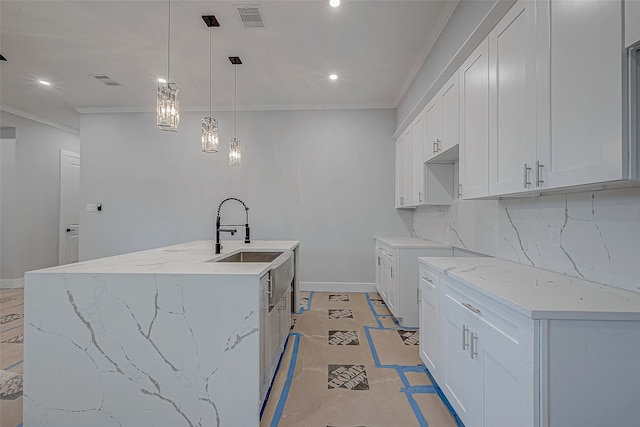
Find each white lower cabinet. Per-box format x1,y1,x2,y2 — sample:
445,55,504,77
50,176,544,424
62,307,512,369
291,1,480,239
443,288,534,427
418,256,640,427
260,275,292,406
375,237,452,327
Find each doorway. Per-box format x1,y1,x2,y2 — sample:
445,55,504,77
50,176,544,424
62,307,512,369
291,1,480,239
58,150,80,265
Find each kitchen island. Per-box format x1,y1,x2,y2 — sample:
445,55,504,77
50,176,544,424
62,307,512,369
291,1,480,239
23,240,299,427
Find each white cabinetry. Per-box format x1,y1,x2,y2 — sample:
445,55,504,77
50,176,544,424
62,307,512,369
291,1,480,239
375,237,452,327
418,256,640,427
425,72,460,161
395,127,414,208
412,110,426,205
459,39,490,199
443,278,534,427
488,0,539,195
419,263,442,382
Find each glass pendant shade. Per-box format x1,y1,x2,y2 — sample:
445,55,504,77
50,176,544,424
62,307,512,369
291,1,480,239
229,137,241,166
157,82,180,131
202,117,219,153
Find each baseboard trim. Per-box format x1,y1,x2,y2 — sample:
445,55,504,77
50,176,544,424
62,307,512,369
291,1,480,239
300,282,377,293
0,277,24,289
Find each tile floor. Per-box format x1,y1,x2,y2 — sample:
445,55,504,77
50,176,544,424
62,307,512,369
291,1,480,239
1,288,461,427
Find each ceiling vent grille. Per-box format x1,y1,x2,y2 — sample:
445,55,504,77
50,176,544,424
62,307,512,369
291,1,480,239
90,74,121,86
235,5,265,29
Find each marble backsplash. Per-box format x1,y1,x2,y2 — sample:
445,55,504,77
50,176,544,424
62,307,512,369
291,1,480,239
413,183,640,294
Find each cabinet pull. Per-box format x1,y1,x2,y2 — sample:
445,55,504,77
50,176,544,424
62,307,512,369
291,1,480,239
268,275,273,298
461,302,481,315
457,184,463,198
419,191,423,202
390,267,393,278
377,256,380,266
470,332,479,359
421,275,433,283
462,325,469,350
433,140,437,154
523,163,531,188
536,160,544,187
417,288,420,304
436,139,441,152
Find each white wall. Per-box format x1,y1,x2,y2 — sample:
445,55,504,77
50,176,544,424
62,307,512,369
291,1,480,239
79,109,410,287
0,128,18,285
0,111,80,286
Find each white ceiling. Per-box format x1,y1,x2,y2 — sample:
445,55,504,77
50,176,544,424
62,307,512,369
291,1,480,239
0,0,456,130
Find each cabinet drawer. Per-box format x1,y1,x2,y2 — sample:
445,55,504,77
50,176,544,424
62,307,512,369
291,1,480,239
445,278,534,369
419,263,440,304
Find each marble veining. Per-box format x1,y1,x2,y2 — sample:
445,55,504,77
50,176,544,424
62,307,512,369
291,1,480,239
23,240,298,426
413,186,640,293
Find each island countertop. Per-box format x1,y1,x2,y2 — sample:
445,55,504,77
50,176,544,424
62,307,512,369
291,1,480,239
28,240,299,276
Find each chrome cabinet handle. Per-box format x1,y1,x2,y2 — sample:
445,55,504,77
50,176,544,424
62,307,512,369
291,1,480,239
462,325,469,350
377,256,380,266
390,267,393,278
523,163,531,188
470,332,479,359
436,139,441,152
419,192,423,202
268,275,273,298
433,140,437,153
458,184,463,198
461,302,481,315
536,160,544,187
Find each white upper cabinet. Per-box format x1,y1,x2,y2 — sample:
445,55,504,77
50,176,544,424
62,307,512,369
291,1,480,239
488,0,538,195
425,72,460,162
413,110,426,205
460,39,490,199
626,0,640,48
539,0,626,189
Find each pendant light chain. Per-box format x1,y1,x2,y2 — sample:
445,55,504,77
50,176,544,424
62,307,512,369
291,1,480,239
167,0,171,82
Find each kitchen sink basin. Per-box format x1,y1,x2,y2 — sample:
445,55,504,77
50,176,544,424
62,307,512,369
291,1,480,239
214,251,283,263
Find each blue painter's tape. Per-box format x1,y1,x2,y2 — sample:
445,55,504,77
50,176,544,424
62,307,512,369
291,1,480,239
269,332,302,427
296,291,314,314
2,359,23,371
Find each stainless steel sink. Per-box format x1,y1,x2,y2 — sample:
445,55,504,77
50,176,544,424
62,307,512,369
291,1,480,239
214,251,283,263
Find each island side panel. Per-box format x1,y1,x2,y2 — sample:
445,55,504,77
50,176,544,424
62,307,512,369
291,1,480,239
23,271,261,427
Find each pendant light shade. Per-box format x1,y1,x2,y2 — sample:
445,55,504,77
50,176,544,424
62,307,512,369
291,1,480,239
157,0,179,131
202,117,219,153
202,15,220,153
229,57,242,166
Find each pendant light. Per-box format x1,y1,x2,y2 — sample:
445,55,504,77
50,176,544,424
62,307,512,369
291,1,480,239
157,0,179,131
201,15,220,153
229,56,242,166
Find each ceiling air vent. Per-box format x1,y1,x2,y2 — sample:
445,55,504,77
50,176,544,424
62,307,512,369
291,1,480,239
90,74,121,86
235,5,265,29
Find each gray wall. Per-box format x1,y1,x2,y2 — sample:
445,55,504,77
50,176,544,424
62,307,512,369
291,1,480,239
79,109,410,287
0,112,80,285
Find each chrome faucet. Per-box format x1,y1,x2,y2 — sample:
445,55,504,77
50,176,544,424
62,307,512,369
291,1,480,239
215,197,250,254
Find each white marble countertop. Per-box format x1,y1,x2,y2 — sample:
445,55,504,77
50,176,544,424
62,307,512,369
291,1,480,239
374,236,451,249
29,240,299,276
418,256,640,321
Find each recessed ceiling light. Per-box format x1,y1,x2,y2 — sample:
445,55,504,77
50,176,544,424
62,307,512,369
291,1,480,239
157,78,167,83
38,80,51,86
329,0,340,7
329,74,338,81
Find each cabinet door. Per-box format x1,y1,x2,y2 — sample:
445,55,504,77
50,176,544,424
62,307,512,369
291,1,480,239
375,247,384,295
419,278,439,380
442,299,481,427
413,111,426,204
268,302,281,380
279,291,291,350
488,0,538,195
403,127,415,205
395,136,404,208
425,98,442,162
259,273,270,404
459,38,490,199
626,0,640,48
440,71,459,154
481,333,534,427
540,0,625,188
